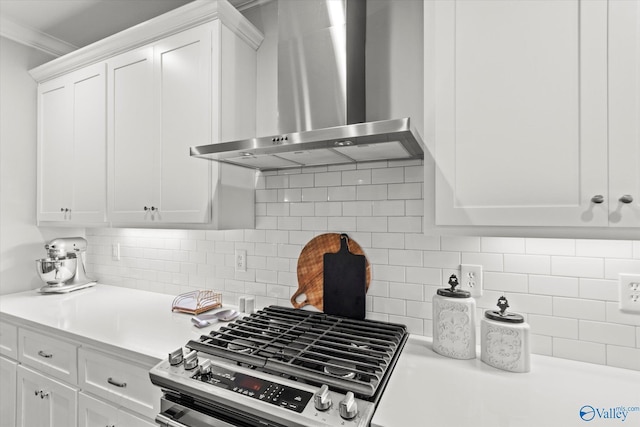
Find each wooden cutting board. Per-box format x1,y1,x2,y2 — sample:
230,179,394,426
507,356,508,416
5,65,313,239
292,233,370,311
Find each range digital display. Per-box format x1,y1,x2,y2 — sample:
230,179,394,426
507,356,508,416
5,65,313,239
195,365,313,413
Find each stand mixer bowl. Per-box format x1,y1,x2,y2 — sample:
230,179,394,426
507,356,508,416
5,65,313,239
36,258,77,285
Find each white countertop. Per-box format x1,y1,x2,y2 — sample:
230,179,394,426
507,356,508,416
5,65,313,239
2,284,639,427
0,284,234,363
373,336,640,427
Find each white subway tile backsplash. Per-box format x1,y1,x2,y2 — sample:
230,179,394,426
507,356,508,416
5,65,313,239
576,239,633,258
504,254,550,275
528,315,578,339
607,346,640,370
86,162,640,371
604,258,640,279
579,320,636,346
372,233,404,249
387,183,422,200
552,256,604,279
552,338,606,365
356,185,388,200
388,217,422,233
328,186,357,201
529,275,579,297
342,170,371,185
605,302,640,327
372,167,404,184
389,250,423,267
484,272,528,293
301,187,327,202
553,297,605,321
441,236,480,252
461,252,503,272
372,200,405,216
526,238,575,256
579,278,619,301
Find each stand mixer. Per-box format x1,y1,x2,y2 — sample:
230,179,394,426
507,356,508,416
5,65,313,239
36,237,96,293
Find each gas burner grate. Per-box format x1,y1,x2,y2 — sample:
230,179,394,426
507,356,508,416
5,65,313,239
186,306,408,399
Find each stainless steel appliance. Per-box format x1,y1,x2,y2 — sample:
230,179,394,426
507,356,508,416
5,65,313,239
36,237,96,293
150,306,408,426
190,0,424,171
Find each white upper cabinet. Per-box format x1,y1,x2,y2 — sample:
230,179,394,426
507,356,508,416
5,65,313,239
107,47,156,223
31,0,262,228
608,0,640,227
37,63,107,224
429,0,639,232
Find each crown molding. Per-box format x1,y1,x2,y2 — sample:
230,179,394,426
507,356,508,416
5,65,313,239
0,16,78,57
28,0,264,83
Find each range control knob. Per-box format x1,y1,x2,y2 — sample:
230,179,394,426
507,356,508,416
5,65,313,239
339,392,358,420
183,350,198,370
168,348,184,366
199,359,212,378
313,384,332,411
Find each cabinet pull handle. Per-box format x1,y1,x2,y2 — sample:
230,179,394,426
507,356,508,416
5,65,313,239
590,195,604,204
37,350,53,358
620,195,634,204
34,390,49,399
107,377,127,388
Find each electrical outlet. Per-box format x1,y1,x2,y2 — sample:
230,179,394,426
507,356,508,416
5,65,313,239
235,250,247,272
619,274,640,313
460,264,483,297
112,243,120,261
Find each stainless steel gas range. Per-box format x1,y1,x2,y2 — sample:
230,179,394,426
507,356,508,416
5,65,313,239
150,306,408,427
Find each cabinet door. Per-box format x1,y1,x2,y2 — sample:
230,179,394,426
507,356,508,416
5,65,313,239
37,76,73,221
434,0,608,226
1,356,17,427
154,25,212,223
108,47,157,223
17,365,77,427
79,392,117,427
608,0,640,227
79,392,154,427
69,63,107,223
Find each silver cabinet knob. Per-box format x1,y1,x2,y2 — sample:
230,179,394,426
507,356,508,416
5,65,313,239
339,391,358,420
314,384,332,411
620,195,634,204
591,195,604,204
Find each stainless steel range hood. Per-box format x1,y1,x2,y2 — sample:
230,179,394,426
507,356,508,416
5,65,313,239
190,0,424,171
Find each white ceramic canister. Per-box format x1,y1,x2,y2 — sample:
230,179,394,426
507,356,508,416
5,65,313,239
481,296,530,373
432,274,476,359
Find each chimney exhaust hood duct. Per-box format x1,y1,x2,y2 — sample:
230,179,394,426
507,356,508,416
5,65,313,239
190,0,424,171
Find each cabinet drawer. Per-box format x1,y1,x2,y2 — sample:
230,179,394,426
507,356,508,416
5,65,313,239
78,347,160,419
79,392,156,427
18,328,78,384
0,321,17,359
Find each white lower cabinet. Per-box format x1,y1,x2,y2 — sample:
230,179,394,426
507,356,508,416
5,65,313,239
17,364,78,427
6,324,158,427
79,392,154,427
78,347,161,420
0,356,17,427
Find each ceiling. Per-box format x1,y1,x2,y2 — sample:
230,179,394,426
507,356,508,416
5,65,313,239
0,0,258,56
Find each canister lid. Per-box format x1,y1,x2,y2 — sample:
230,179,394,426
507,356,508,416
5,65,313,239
437,274,471,298
484,296,524,323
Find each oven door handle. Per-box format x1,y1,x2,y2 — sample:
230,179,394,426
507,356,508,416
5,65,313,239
156,409,242,427
156,413,189,427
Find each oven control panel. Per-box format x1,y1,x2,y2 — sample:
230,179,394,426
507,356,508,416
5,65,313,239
192,365,313,413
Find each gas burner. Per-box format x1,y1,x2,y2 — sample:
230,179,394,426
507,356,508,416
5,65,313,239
324,359,357,380
227,339,254,353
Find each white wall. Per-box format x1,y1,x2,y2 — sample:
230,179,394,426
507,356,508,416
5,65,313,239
0,37,83,294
